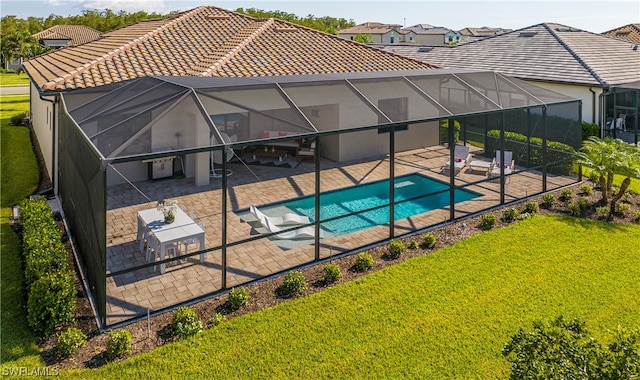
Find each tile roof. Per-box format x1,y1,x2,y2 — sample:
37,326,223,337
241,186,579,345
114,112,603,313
32,25,102,46
380,23,640,87
603,24,640,44
337,22,403,35
23,7,435,93
458,27,511,37
402,24,456,35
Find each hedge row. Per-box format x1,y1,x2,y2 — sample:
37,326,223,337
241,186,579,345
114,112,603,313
486,130,575,175
19,197,76,336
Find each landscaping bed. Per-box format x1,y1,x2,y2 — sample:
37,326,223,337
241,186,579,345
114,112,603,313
38,179,640,370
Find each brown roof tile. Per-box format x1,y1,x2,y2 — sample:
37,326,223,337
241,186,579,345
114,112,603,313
33,25,102,46
24,7,434,92
603,24,640,44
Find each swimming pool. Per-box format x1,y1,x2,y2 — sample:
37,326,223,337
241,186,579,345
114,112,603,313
283,173,480,236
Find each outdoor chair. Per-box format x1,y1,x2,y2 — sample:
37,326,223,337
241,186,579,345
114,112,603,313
250,205,310,226
442,145,471,175
296,140,316,162
263,218,324,240
145,232,178,272
489,150,515,179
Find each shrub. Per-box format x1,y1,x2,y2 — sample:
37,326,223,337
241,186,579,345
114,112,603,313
486,129,575,174
27,272,76,336
576,197,590,211
106,330,132,360
227,287,250,311
581,121,599,140
615,202,631,215
408,240,418,249
579,184,593,195
172,307,202,339
386,239,406,259
634,211,640,223
596,206,609,218
10,112,27,126
524,200,539,214
559,189,574,201
279,271,307,297
621,191,633,203
518,212,533,220
209,313,226,327
567,201,582,217
353,252,374,272
56,327,86,358
586,170,600,183
439,119,461,144
502,206,519,222
541,194,556,209
323,263,341,284
479,213,497,230
421,233,437,249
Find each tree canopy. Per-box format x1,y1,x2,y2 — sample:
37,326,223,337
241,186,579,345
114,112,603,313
234,8,354,35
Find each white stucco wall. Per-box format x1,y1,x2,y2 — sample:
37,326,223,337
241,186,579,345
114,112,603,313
30,83,56,181
525,81,602,124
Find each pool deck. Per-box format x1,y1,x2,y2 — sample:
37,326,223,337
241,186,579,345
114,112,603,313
104,145,577,325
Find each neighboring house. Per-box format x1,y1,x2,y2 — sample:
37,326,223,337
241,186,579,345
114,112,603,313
401,24,462,45
337,22,403,44
458,26,511,43
23,6,435,188
32,24,102,48
602,23,640,44
379,23,640,127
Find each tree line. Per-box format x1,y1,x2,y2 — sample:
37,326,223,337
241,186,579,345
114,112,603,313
1,8,355,70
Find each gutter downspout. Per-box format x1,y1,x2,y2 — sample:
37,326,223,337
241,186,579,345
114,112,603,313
39,93,58,194
588,87,596,125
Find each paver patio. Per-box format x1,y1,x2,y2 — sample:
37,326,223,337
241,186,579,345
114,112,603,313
104,145,576,325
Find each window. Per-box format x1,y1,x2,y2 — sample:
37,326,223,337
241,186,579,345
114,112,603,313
390,36,395,43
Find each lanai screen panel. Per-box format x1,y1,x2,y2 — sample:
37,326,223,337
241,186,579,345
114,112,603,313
348,77,448,121
408,74,500,115
198,85,316,142
279,81,382,130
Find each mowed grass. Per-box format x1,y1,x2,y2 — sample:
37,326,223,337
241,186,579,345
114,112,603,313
0,72,30,87
0,95,43,369
63,216,640,379
1,95,38,207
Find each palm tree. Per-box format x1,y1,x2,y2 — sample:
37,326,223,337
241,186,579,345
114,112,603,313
576,137,640,219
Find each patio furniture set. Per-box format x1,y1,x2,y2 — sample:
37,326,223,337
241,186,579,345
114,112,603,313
137,207,207,274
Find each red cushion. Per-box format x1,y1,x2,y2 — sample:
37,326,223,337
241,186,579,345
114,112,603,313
279,132,288,137
455,158,462,162
261,132,269,138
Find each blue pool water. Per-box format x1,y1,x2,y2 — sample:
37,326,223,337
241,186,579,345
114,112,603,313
283,173,480,236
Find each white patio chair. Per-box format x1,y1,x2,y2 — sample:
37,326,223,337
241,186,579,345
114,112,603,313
442,145,471,175
263,218,324,240
250,205,310,226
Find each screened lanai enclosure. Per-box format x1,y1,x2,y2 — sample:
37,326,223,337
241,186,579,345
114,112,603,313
57,69,582,326
603,80,640,145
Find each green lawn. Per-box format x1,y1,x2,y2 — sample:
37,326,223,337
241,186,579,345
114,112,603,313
58,215,640,379
0,95,42,370
1,95,38,207
0,72,30,87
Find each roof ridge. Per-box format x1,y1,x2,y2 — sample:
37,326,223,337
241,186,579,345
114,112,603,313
194,18,276,76
42,7,204,90
543,23,608,86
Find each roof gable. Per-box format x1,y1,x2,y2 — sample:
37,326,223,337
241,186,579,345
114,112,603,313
32,25,102,46
392,23,640,87
603,24,640,44
24,7,435,93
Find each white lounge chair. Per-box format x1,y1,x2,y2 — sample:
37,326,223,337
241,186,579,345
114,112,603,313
263,218,324,239
250,205,310,226
442,145,471,174
489,150,515,178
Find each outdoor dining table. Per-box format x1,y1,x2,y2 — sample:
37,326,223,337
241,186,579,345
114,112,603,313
137,208,206,274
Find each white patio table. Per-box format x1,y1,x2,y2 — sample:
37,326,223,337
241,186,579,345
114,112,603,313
137,208,206,274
